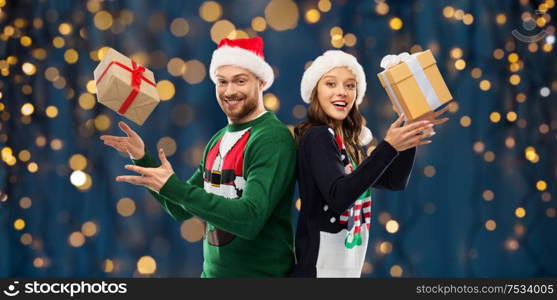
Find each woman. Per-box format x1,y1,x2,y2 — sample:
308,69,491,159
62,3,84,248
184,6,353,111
291,50,448,277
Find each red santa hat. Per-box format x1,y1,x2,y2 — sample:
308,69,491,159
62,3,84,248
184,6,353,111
209,37,274,91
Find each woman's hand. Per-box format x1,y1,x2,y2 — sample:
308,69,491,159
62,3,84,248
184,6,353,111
100,121,145,160
384,114,435,151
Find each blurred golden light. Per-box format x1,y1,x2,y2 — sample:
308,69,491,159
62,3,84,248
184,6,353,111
21,103,34,116
471,67,482,78
265,0,299,31
69,232,85,247
59,23,72,35
463,14,474,25
443,6,454,18
104,259,114,273
18,150,31,162
81,221,98,237
509,74,521,85
506,111,517,122
20,197,32,209
505,137,515,148
210,19,235,44
390,265,403,277
489,112,501,123
79,93,96,110
64,49,79,64
69,154,87,171
137,256,157,275
454,59,466,70
251,17,267,32
170,18,190,37
94,114,111,131
318,0,332,12
389,17,403,30
46,106,58,118
22,62,36,75
386,220,399,233
94,11,113,30
28,162,38,172
263,93,280,112
14,219,26,230
376,2,389,15
479,80,491,91
292,104,306,119
423,165,436,177
156,80,176,101
536,180,547,191
493,49,504,60
515,207,526,218
547,208,556,218
331,34,344,48
182,60,206,84
52,36,65,48
199,1,222,22
344,33,357,47
473,141,485,153
167,57,186,77
496,13,507,25
482,190,495,201
460,116,471,127
117,197,136,217
21,233,33,245
157,137,177,157
505,239,519,251
180,218,205,242
379,241,393,254
450,47,463,59
33,258,44,268
508,53,519,63
454,9,464,20
20,35,32,47
295,199,301,211
485,219,496,231
484,151,495,162
305,9,320,24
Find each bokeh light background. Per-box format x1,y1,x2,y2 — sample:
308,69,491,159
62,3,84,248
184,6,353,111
0,0,556,277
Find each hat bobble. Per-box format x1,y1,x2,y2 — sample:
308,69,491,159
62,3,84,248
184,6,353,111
359,126,373,146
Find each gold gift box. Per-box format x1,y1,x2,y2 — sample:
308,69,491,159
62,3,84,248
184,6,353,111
377,50,453,120
93,48,160,126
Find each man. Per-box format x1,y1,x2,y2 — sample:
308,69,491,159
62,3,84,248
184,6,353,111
100,37,296,277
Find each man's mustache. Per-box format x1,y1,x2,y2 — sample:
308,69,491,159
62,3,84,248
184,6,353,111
221,94,245,101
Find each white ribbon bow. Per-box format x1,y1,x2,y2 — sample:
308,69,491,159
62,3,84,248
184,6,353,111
380,52,410,69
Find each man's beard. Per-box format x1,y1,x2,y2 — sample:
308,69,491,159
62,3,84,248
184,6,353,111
220,93,258,122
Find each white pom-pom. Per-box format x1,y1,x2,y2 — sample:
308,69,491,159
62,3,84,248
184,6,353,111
359,126,373,146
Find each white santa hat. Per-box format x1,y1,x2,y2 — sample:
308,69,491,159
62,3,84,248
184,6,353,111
301,50,373,145
209,36,274,91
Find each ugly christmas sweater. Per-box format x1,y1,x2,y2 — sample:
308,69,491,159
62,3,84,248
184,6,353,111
291,126,415,277
133,111,296,277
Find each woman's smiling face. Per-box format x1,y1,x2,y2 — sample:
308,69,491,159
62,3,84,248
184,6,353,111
315,66,357,122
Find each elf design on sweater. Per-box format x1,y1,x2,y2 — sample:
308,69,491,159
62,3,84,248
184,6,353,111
292,125,415,278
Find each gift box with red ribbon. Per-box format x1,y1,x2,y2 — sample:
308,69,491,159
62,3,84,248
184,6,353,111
93,48,160,126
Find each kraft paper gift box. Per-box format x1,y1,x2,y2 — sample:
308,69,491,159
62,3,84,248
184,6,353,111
377,50,453,120
93,48,160,126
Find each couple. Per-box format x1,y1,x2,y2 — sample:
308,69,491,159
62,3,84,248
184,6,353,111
100,37,448,278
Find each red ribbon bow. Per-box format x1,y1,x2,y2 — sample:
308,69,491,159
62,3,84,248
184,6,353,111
96,60,156,115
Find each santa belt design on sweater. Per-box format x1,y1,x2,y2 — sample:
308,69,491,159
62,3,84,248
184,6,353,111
203,128,251,246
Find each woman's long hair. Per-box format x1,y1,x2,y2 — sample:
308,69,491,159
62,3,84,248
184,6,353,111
294,88,367,165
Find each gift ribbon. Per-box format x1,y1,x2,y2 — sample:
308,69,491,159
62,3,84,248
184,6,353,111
380,52,442,119
95,60,155,115
405,54,442,110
